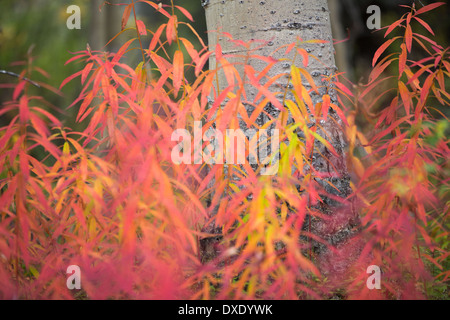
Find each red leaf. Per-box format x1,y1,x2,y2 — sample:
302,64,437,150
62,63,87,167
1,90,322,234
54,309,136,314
141,1,172,19
175,5,193,22
413,32,442,49
31,107,62,126
371,116,410,143
215,43,223,61
415,2,446,15
150,52,172,74
112,38,135,67
195,52,212,76
369,57,395,83
13,80,26,101
413,16,434,35
149,24,166,51
121,4,132,30
207,86,232,121
330,103,348,126
60,70,83,89
81,63,93,84
29,134,62,159
372,37,398,67
136,19,147,35
29,113,50,138
72,203,87,231
19,95,29,123
64,53,88,66
219,58,235,87
335,82,354,97
384,18,404,38
77,91,94,122
360,76,394,99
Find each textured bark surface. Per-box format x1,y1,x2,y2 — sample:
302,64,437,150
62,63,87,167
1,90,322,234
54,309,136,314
205,0,336,104
203,0,361,285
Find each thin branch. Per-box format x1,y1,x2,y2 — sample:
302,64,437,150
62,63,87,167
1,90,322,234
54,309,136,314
0,69,40,88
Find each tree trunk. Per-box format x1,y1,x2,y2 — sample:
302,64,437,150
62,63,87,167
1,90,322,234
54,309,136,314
205,0,336,103
89,0,121,51
204,0,361,288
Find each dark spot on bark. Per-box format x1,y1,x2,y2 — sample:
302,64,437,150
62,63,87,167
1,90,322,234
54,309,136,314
201,0,210,8
287,22,301,29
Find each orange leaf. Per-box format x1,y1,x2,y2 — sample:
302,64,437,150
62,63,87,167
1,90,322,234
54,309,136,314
246,66,283,110
109,87,119,117
285,42,296,55
166,15,177,45
398,81,411,116
405,24,412,53
436,70,445,91
111,39,134,65
406,12,412,26
369,57,395,83
420,73,434,103
404,68,420,92
173,50,184,96
405,64,432,86
297,48,309,67
398,43,407,77
180,37,199,62
298,67,318,93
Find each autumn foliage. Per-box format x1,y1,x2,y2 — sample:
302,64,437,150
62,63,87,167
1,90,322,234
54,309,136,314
0,1,448,299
